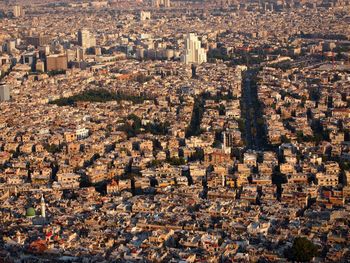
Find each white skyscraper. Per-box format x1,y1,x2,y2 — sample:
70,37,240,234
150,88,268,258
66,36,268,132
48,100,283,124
181,33,207,65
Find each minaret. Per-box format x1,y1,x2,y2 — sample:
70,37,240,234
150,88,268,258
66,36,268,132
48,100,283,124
16,231,21,244
40,194,46,218
222,174,226,187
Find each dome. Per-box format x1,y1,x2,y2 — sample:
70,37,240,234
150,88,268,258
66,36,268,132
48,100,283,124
26,207,36,218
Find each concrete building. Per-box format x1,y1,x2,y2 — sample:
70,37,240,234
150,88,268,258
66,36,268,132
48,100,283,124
222,130,235,148
21,52,37,65
67,47,85,62
26,35,51,47
46,54,68,71
36,60,45,72
5,40,16,54
0,85,10,101
164,0,171,7
140,11,151,21
152,0,170,8
13,5,25,17
78,29,96,50
181,33,207,65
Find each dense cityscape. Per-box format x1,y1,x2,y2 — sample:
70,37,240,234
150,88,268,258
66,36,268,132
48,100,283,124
0,0,350,262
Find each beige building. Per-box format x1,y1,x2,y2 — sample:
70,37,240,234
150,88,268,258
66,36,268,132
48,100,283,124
13,5,25,17
46,54,68,71
316,172,339,187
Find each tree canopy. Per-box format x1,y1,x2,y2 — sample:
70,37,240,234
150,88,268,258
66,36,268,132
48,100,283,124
49,89,152,106
286,237,318,262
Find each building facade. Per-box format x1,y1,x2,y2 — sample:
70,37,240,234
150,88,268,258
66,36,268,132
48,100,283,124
0,85,10,101
78,29,96,50
181,33,207,65
46,54,68,71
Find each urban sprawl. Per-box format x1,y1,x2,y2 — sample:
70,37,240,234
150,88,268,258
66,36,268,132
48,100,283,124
0,0,350,262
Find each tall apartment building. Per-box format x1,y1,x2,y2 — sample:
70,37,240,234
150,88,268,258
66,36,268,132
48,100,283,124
13,5,25,17
0,85,10,101
163,0,171,7
152,0,170,8
67,47,85,62
222,130,234,148
78,29,96,50
181,33,207,65
46,54,68,71
26,35,51,47
5,40,16,54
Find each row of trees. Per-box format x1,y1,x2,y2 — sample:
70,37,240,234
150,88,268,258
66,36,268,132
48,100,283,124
202,91,237,102
50,89,152,106
186,95,205,138
118,114,170,138
185,91,237,138
147,157,186,168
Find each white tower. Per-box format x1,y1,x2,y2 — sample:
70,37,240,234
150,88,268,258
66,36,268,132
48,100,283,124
16,231,21,244
40,194,46,218
181,33,207,65
222,174,226,187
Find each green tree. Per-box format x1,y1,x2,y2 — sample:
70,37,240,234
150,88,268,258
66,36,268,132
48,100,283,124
287,237,318,262
186,94,205,138
49,89,152,106
296,131,304,143
43,143,60,154
147,159,163,168
188,148,204,162
281,135,291,143
166,157,186,166
135,74,153,84
127,114,142,130
212,140,222,148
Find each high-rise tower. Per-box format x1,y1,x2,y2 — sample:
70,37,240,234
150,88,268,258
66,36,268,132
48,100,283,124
152,0,170,8
78,29,95,50
0,85,10,101
181,33,207,65
13,5,25,17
